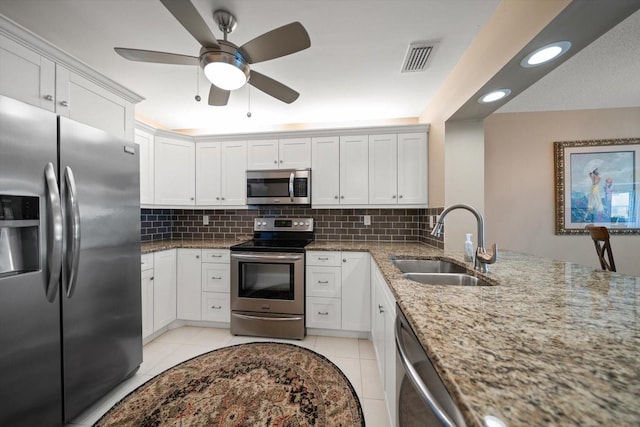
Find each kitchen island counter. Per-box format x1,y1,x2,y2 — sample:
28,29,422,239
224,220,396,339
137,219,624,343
307,241,640,427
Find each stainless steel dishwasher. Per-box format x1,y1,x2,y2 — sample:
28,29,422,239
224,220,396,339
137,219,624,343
395,306,467,427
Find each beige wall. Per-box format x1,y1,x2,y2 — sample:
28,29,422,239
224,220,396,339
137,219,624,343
484,107,640,276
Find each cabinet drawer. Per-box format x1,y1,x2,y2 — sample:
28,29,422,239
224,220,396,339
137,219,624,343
306,251,341,267
306,266,341,298
201,263,230,293
201,292,230,322
141,253,154,271
306,297,341,329
202,249,230,263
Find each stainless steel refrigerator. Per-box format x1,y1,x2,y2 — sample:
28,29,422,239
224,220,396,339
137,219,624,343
0,95,142,426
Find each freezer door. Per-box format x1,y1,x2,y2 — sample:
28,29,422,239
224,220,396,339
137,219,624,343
58,117,142,422
0,96,63,426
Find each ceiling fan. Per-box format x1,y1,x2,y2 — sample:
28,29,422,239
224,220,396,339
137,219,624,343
114,0,310,106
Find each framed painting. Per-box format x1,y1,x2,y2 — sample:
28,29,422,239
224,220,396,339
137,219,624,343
554,138,640,235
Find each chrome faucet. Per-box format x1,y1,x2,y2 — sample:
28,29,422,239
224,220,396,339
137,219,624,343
430,203,497,273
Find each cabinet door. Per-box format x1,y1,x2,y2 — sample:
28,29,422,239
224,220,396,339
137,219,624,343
279,138,311,169
55,66,133,140
135,128,155,205
247,139,278,170
306,297,341,329
369,134,398,205
177,249,202,321
201,292,230,322
397,133,427,205
220,141,247,205
306,266,342,298
311,136,340,205
141,268,154,339
153,250,176,331
0,34,55,111
341,252,370,331
196,141,222,205
340,135,369,205
155,136,195,205
382,290,397,425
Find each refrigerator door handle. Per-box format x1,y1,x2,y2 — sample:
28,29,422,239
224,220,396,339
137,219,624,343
44,162,63,303
62,166,81,298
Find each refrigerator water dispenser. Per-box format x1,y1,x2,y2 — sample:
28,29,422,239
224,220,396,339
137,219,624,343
0,195,39,277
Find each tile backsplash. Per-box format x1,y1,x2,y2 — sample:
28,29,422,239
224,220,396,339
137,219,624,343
141,206,444,247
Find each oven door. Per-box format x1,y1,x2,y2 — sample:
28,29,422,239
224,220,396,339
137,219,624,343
230,252,305,314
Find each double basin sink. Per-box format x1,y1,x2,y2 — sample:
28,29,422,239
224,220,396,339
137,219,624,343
391,258,492,286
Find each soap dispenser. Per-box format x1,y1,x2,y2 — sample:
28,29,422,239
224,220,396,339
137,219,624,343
464,233,474,262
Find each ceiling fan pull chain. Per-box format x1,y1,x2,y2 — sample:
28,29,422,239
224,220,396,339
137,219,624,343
247,84,252,118
194,65,201,102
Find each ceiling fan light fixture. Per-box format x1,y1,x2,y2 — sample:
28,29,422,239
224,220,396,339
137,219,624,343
201,50,249,91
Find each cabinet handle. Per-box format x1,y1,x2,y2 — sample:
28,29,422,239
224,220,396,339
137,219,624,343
211,276,222,280
60,100,69,107
318,257,328,261
44,94,54,101
343,259,347,263
378,304,384,314
340,195,344,199
190,197,195,200
274,160,277,164
150,277,154,280
279,160,283,163
392,195,396,199
216,197,220,200
195,255,200,259
211,254,222,258
334,195,339,199
318,280,329,284
211,305,222,310
221,197,225,200
318,311,329,316
399,195,403,199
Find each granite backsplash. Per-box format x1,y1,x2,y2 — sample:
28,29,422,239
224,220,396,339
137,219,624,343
141,206,444,247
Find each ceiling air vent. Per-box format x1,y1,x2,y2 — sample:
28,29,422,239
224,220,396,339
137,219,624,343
401,41,435,73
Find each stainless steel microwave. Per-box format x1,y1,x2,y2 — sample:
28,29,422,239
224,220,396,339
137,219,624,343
246,169,311,206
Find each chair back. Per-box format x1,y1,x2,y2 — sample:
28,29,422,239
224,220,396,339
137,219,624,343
585,225,616,272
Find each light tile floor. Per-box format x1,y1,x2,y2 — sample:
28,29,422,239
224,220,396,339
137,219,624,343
66,326,390,427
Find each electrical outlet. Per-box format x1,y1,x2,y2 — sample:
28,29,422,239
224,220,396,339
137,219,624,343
429,215,434,228
363,215,371,226
203,215,209,225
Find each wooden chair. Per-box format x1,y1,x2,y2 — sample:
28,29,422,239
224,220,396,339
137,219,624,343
585,225,616,272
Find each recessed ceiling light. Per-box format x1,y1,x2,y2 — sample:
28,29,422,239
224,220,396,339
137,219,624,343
478,89,511,104
521,41,571,68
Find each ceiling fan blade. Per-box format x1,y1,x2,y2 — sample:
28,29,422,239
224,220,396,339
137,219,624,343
249,71,299,104
208,84,230,106
239,22,310,64
159,0,220,48
114,48,199,65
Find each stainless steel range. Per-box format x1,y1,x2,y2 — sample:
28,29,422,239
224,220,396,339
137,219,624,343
229,218,314,339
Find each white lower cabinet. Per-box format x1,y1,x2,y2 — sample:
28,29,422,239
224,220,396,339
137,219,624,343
177,249,202,321
140,253,154,339
306,251,370,331
153,249,177,331
201,249,231,322
371,261,397,426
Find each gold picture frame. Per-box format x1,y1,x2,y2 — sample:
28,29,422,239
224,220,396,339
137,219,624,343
554,137,640,235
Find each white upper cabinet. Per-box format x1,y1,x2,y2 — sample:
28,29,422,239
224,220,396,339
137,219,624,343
369,132,427,206
247,138,310,170
369,134,399,205
397,133,427,205
135,128,155,205
195,141,222,205
311,136,340,205
0,33,55,111
220,141,247,206
196,140,247,206
154,136,195,205
340,135,369,205
247,139,278,169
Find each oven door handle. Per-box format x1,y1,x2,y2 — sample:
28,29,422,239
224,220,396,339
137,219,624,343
289,172,295,201
231,253,303,262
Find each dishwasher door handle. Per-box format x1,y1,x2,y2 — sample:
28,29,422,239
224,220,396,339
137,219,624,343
395,315,458,427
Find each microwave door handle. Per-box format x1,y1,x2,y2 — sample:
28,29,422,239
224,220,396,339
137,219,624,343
289,172,294,202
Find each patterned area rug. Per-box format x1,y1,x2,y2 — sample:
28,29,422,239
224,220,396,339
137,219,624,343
94,342,364,426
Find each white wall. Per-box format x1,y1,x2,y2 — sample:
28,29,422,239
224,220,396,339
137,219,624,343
484,107,640,276
443,120,485,253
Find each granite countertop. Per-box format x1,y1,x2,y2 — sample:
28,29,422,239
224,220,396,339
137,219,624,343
141,237,250,253
141,239,639,426
308,241,640,427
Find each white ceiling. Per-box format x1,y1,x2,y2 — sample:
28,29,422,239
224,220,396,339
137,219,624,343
0,0,500,134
